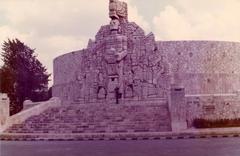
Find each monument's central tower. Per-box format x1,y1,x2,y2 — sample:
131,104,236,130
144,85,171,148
102,0,129,100
53,0,170,104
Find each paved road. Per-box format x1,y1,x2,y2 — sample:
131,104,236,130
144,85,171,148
1,138,240,156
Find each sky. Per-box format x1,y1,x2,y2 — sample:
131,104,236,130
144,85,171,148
1,0,240,86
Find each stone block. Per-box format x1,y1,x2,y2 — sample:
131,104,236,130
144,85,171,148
0,93,10,128
169,85,187,131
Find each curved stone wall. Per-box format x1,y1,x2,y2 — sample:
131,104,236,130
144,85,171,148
53,40,240,100
53,50,85,101
53,50,84,85
157,41,240,94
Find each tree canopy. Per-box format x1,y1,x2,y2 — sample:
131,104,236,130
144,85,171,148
0,38,50,115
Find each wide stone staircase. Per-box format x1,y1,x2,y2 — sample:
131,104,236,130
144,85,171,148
4,100,171,134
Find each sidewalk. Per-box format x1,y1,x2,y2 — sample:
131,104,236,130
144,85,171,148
1,127,240,141
185,127,240,135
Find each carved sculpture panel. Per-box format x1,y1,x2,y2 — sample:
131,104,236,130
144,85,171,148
53,0,171,103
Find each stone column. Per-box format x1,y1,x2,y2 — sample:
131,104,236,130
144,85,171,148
0,93,10,127
169,84,187,132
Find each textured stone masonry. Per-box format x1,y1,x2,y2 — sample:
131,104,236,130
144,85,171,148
4,99,171,134
0,93,10,129
53,0,170,104
158,41,240,94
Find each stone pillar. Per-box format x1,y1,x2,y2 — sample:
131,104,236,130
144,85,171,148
0,93,10,127
169,84,187,132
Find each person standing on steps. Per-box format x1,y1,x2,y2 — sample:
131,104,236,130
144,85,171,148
115,87,121,104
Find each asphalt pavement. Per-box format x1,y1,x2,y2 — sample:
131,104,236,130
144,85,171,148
1,137,240,156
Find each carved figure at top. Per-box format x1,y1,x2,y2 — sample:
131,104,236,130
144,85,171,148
110,19,120,31
109,0,128,22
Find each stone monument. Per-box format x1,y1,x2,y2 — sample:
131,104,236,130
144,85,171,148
4,0,240,139
53,0,170,104
53,0,240,105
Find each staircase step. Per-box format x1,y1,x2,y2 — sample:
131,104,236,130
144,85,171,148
5,100,171,133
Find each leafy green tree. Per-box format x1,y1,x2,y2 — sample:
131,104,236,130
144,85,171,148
1,38,50,115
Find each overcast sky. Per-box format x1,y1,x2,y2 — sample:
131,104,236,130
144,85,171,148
1,0,240,86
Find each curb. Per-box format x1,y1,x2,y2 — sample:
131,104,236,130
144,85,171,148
1,133,240,141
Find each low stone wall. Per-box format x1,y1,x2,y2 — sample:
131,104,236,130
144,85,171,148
0,94,10,128
23,100,47,110
0,97,61,133
186,93,240,127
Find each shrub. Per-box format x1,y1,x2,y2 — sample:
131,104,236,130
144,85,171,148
193,118,240,128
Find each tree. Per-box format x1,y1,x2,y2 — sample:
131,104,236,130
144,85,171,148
1,38,50,115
